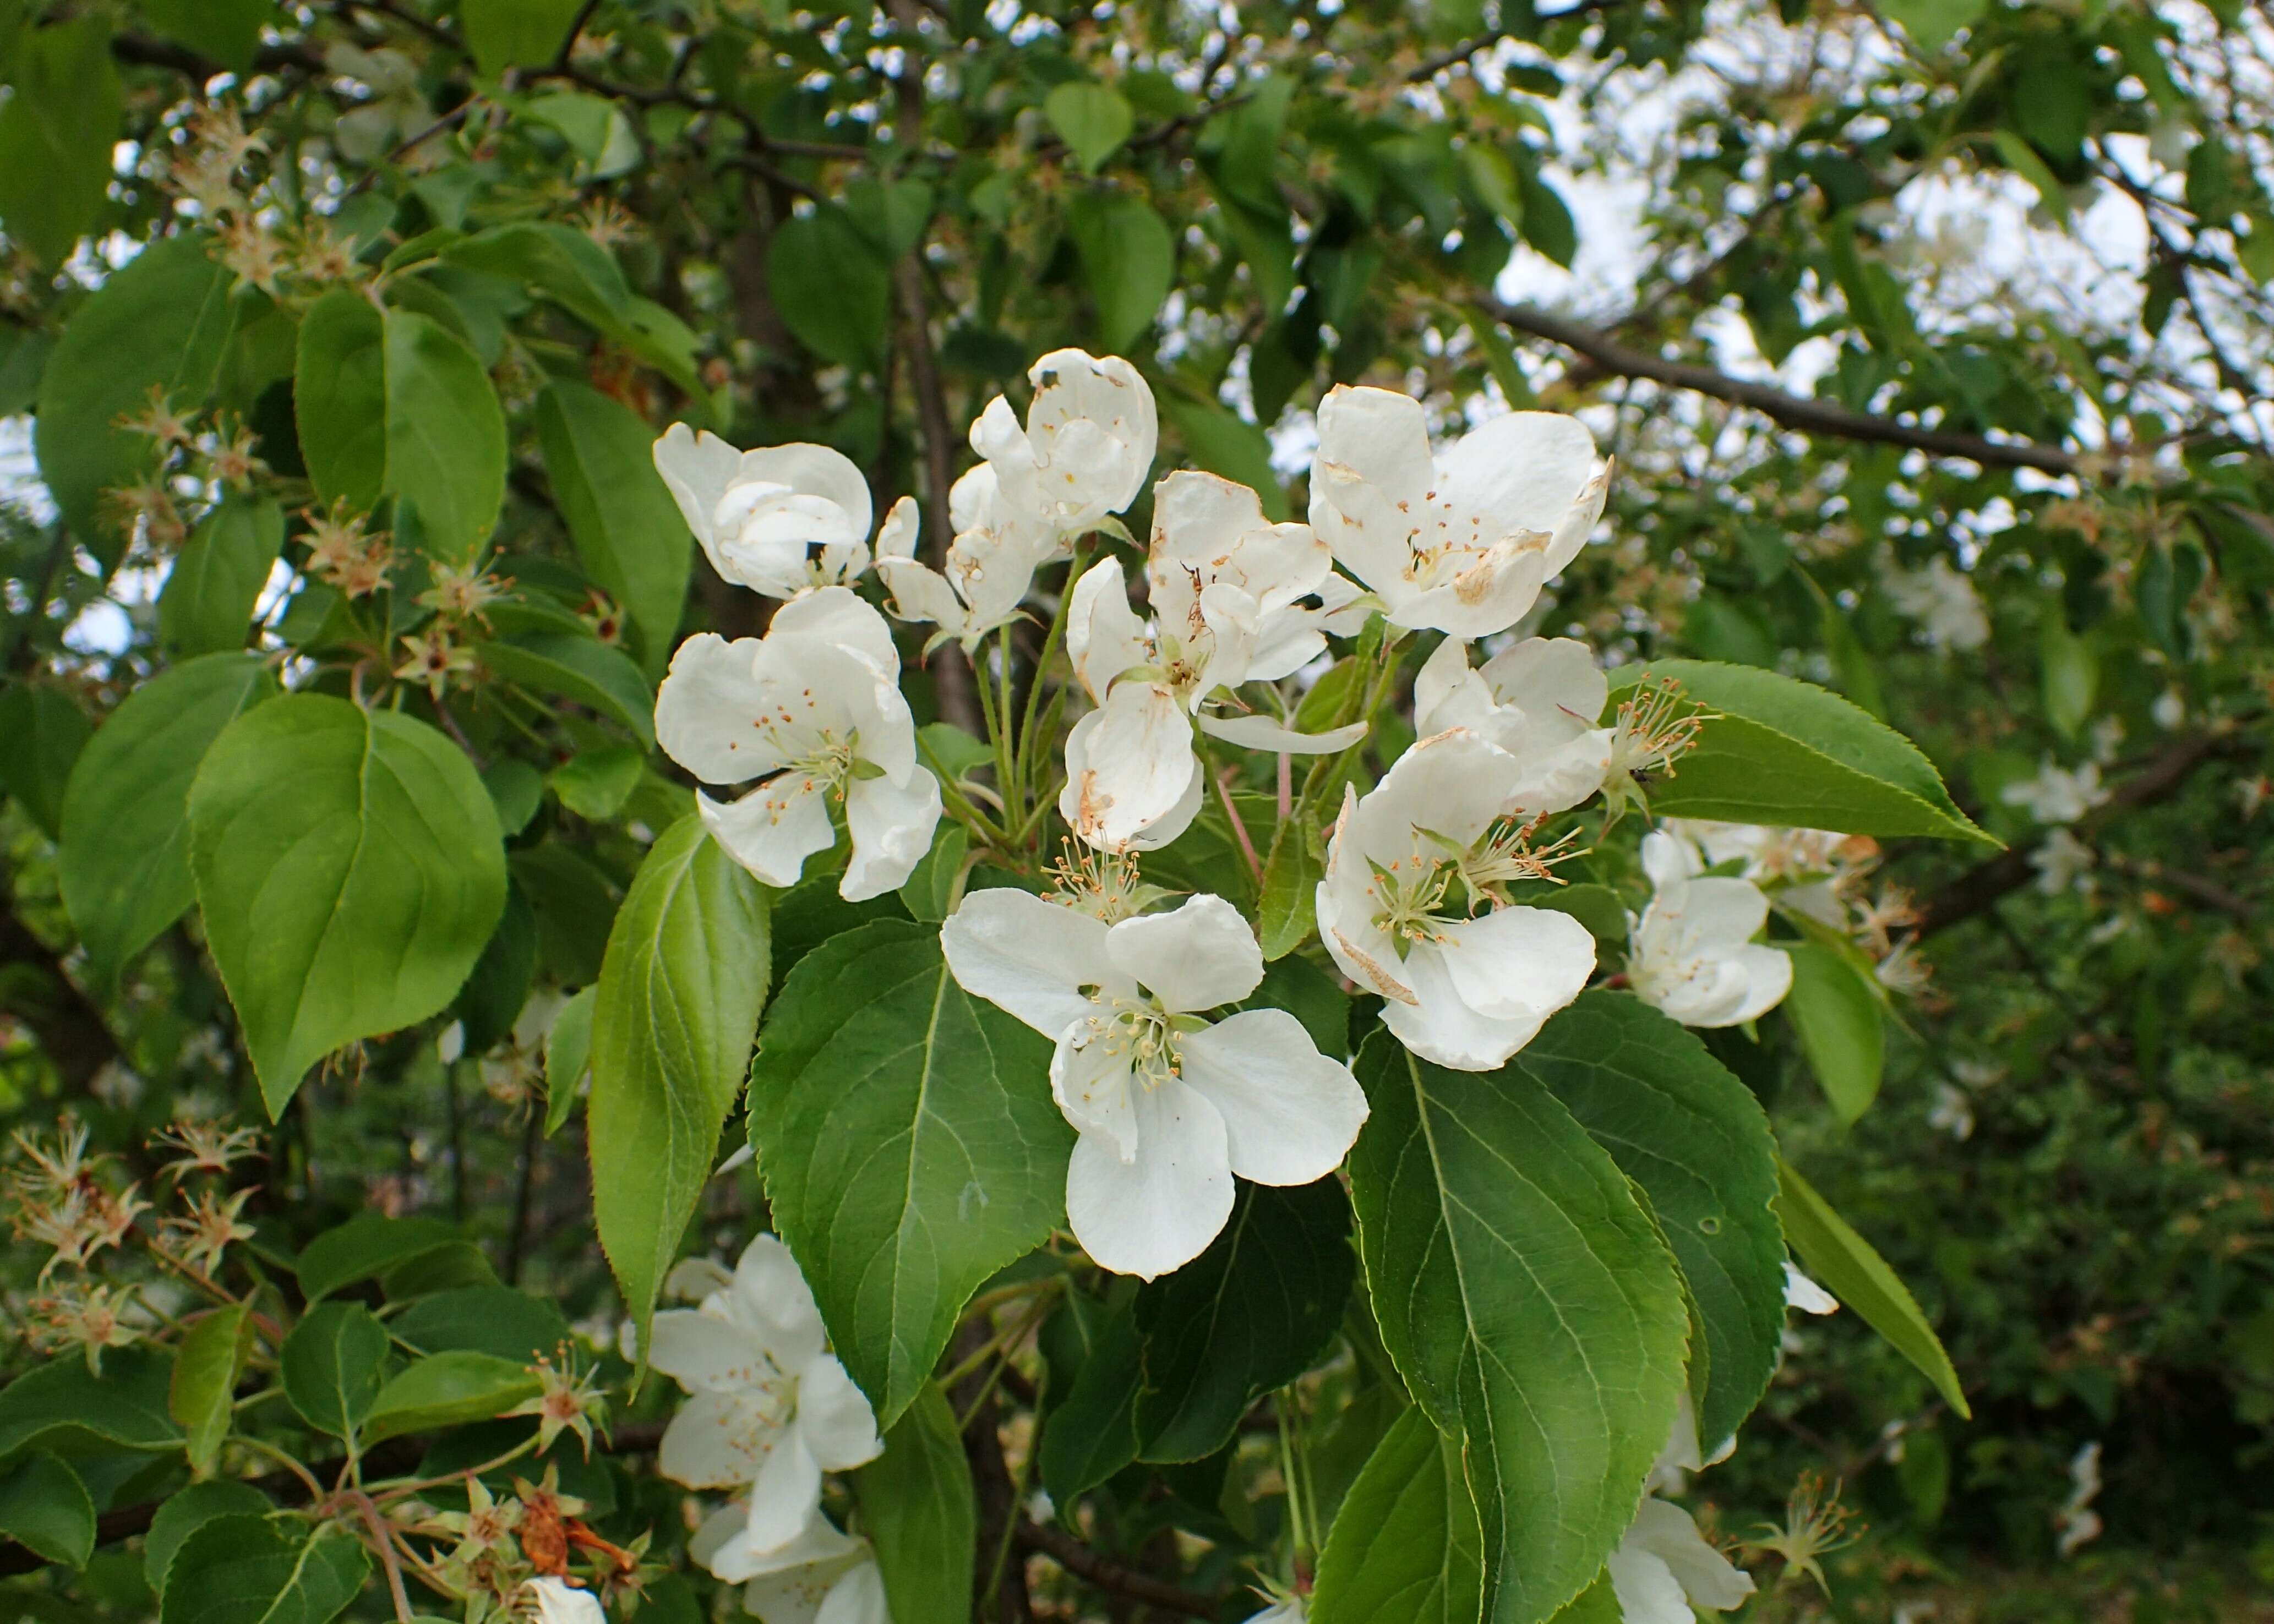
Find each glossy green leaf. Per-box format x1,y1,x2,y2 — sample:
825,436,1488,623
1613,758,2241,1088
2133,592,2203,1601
1135,1178,1354,1463
549,742,645,821
590,816,771,1339
160,1514,369,1624
1776,1157,1970,1417
293,289,388,511
0,1451,94,1569
0,682,90,840
59,653,276,989
1518,992,1787,1453
296,1213,463,1302
170,1304,252,1477
391,1287,570,1365
0,18,121,262
1045,83,1134,173
1605,660,1993,844
188,695,508,1113
1257,810,1323,960
544,983,596,1135
897,823,969,925
461,0,586,73
146,1483,269,1596
751,918,1070,1427
1347,1031,1689,1624
1311,1408,1484,1624
1038,1300,1142,1506
535,379,691,673
856,1384,977,1624
769,205,891,365
280,1303,390,1443
1066,192,1174,353
363,1351,544,1443
480,632,656,748
0,1346,182,1460
159,499,285,658
1782,944,1885,1124
383,309,508,564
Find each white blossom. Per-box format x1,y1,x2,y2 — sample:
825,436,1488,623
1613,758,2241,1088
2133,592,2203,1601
1307,388,1608,638
874,474,1051,649
941,889,1368,1279
651,1234,882,1551
1783,1262,1839,1315
1147,471,1356,691
1239,1600,1307,1624
2029,827,2096,895
1316,729,1597,1070
2000,759,2107,825
653,426,875,599
1413,635,1613,816
2054,1441,2104,1557
690,1501,890,1624
524,1576,607,1624
1928,1082,1975,1141
1606,1497,1756,1624
654,588,941,901
970,348,1157,546
1881,556,1989,652
1628,833,1792,1029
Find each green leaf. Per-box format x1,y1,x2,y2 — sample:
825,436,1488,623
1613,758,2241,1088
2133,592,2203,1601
1045,83,1135,173
35,233,235,562
1038,1300,1142,1505
188,695,508,1113
2038,609,2098,739
59,653,276,989
855,1384,977,1624
280,1303,390,1443
136,0,272,73
1879,0,1983,52
750,918,1071,1428
769,205,892,366
898,822,969,924
1531,883,1629,955
590,816,771,1339
484,758,544,836
1256,811,1323,960
535,380,692,674
171,1305,252,1477
0,682,90,840
0,18,121,261
0,1452,94,1569
1311,1408,1484,1624
0,1346,182,1461
1517,992,1787,1454
1346,1031,1689,1624
452,883,537,1053
461,0,587,74
160,1514,370,1624
1605,660,1994,844
544,983,596,1135
1065,192,1175,353
392,1287,570,1365
1782,944,1884,1125
146,1483,269,1597
160,499,286,658
513,843,623,986
294,289,388,512
479,632,657,748
844,177,936,260
1776,1157,1970,1417
442,222,632,338
1135,1178,1354,1462
383,309,508,564
362,1351,543,1444
296,1213,463,1302
549,743,645,822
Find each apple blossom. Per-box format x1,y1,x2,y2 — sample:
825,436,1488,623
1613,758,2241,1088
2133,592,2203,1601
653,587,941,901
525,1576,607,1624
650,1233,882,1550
690,1501,888,1624
873,472,1054,649
653,426,875,599
1316,729,1598,1070
1626,832,1792,1028
941,888,1369,1279
1881,555,1989,652
1782,1262,1839,1315
969,348,1157,545
1999,758,2108,825
1307,387,1609,638
1413,634,1614,815
1605,1497,1756,1624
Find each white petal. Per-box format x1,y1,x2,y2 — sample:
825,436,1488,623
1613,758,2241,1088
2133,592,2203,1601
1388,544,1549,640
768,584,901,676
1059,682,1198,850
1476,637,1609,740
1149,469,1268,577
648,1309,776,1395
1433,411,1599,540
1624,1499,1756,1613
1197,713,1369,754
1104,894,1264,1014
816,1559,890,1624
1065,1076,1235,1280
1351,728,1526,852
1067,556,1152,703
654,633,786,785
706,1501,860,1584
1607,1541,1695,1624
699,780,835,890
842,768,942,901
1051,1023,1139,1158
1179,1008,1368,1184
941,887,1112,1037
794,1354,883,1470
657,1391,783,1489
1309,455,1424,609
1432,905,1597,1025
1388,940,1562,1071
525,1576,607,1624
1642,829,1702,889
743,1421,825,1553
875,494,921,561
728,1233,828,1367
1504,729,1613,817
734,444,873,540
1784,1262,1840,1314
1720,944,1793,1025
653,423,743,553
1124,758,1206,850
875,554,974,635
1311,385,1433,511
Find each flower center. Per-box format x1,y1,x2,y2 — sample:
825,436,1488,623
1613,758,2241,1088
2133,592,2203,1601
1079,994,1203,1091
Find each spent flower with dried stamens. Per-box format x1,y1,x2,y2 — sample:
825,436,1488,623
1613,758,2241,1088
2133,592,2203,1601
576,196,640,247
295,220,357,284
207,414,267,489
106,481,187,550
304,501,394,598
154,1118,264,1180
26,1283,141,1371
159,1185,258,1277
1744,1472,1861,1595
397,626,479,699
508,1348,610,1458
220,215,289,294
419,561,508,628
580,591,624,647
10,1119,96,1197
118,385,194,450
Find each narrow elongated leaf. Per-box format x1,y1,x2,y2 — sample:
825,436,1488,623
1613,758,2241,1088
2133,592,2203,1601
0,18,121,263
171,1305,252,1477
293,290,388,511
384,309,508,563
544,983,596,1135
363,1351,543,1443
1347,1031,1689,1624
1311,1408,1484,1624
1135,1178,1354,1462
856,1384,977,1624
60,653,276,989
1257,811,1323,960
1776,1157,1970,1416
535,380,691,673
188,696,508,1113
147,1483,269,1596
0,683,91,840
1782,944,1885,1124
590,816,771,1338
750,919,1071,1428
0,1452,95,1569
160,499,286,658
1605,660,1993,844
1518,992,1787,1453
0,1346,182,1460
280,1303,390,1443
160,1514,370,1624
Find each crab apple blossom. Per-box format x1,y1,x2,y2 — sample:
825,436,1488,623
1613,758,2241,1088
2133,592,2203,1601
1627,832,1793,1029
690,1502,888,1624
524,1577,607,1624
653,587,941,901
1317,729,1598,1070
873,474,1053,648
1605,1497,1757,1624
941,888,1368,1280
969,348,1157,546
1413,633,1615,816
652,426,875,599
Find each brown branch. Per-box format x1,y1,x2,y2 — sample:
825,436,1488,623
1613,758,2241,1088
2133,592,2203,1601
1012,1518,1226,1618
1483,299,2086,475
0,899,122,1090
2104,854,2257,921
111,31,326,79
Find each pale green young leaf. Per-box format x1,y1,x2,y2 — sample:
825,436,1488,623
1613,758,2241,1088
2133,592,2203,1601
362,1351,544,1444
543,983,596,1136
169,1304,252,1477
